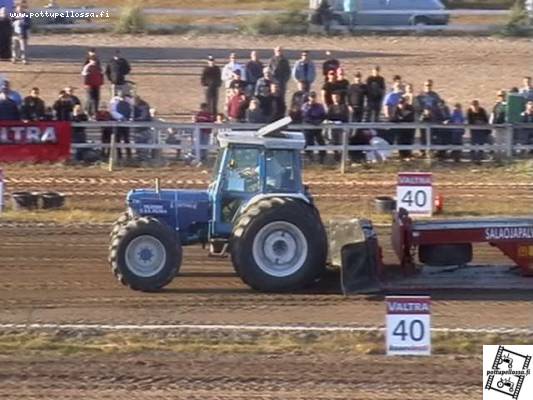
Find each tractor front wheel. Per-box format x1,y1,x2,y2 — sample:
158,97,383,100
231,198,327,292
109,217,181,291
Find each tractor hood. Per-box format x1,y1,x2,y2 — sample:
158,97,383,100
127,189,210,239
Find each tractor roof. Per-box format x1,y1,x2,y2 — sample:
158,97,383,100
217,117,306,150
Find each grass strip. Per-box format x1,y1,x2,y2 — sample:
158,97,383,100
0,329,530,356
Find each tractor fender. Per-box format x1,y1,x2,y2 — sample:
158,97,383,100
232,193,311,223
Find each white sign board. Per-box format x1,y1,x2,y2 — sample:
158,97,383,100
386,296,431,356
396,172,433,216
0,168,3,214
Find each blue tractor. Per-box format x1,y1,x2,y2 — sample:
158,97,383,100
109,118,329,292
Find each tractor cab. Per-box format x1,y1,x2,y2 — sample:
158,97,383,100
209,117,308,238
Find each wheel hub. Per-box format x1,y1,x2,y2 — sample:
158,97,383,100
125,235,167,278
252,221,308,277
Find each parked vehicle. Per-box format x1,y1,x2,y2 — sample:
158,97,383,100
310,0,450,26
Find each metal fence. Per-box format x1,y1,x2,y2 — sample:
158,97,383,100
71,121,533,172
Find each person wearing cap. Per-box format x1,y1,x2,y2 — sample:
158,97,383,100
21,87,46,121
245,51,263,97
105,49,131,97
292,51,316,93
322,51,340,81
490,90,507,125
302,91,327,164
268,46,291,101
201,55,222,116
365,66,385,122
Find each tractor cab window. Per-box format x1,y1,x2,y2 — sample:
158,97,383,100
265,149,298,193
222,147,261,193
219,147,261,223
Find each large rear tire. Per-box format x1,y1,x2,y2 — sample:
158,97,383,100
109,217,181,291
231,197,327,292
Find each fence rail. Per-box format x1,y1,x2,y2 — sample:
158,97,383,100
70,121,533,172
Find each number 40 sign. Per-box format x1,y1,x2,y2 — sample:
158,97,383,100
386,296,431,356
396,172,433,216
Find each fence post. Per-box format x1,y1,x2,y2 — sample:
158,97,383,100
505,124,514,160
108,126,117,172
341,128,348,174
193,126,201,162
425,126,432,164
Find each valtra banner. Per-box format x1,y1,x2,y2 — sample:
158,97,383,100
0,121,71,162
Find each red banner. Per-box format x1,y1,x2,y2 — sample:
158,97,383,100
0,121,71,162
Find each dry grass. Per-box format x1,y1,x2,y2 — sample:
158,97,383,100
0,208,116,224
0,329,531,356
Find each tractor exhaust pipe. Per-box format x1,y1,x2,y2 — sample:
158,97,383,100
155,178,160,194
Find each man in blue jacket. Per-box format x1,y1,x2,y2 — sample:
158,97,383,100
292,51,316,92
0,87,20,120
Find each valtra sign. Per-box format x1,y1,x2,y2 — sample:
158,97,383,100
0,121,71,162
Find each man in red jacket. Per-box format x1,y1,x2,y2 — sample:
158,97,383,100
81,55,103,118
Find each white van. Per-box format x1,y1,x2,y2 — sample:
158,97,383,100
310,0,450,26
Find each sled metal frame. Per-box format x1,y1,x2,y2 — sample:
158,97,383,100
392,208,533,277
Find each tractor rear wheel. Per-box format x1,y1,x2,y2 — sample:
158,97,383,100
109,217,182,291
231,197,327,292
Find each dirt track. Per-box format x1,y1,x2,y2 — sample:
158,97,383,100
1,165,532,399
0,351,480,399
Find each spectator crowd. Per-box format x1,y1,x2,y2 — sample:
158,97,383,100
1,36,533,165
200,48,533,164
